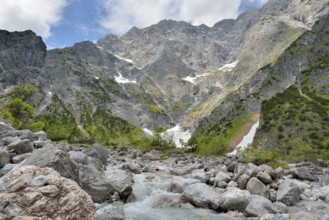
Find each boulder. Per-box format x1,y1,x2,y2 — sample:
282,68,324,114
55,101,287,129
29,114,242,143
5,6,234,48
276,180,301,206
186,169,207,183
181,183,221,210
34,131,48,141
69,151,89,165
123,162,142,174
6,139,34,154
312,185,329,201
78,164,113,203
247,177,270,199
272,202,288,214
0,165,96,219
171,163,203,176
293,167,316,182
218,187,251,211
170,176,200,193
214,171,231,183
237,174,250,189
227,161,238,173
320,175,329,186
106,169,134,201
96,204,125,220
0,163,16,177
217,181,228,188
18,130,38,141
257,172,273,184
245,195,276,217
0,149,10,168
0,122,14,137
151,194,181,208
291,211,317,220
259,214,290,220
33,140,48,148
12,153,32,163
86,144,109,165
1,136,20,145
21,146,79,182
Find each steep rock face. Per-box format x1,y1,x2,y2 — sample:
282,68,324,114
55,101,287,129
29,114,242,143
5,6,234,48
0,30,46,86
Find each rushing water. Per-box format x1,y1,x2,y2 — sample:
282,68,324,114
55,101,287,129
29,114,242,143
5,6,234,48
124,173,239,220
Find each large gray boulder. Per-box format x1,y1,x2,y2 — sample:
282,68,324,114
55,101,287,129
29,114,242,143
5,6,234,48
96,204,125,220
170,176,201,193
218,187,251,211
312,185,329,201
0,149,10,168
291,211,317,220
69,151,89,165
122,162,142,174
21,146,79,182
247,177,270,199
6,139,34,154
86,144,109,166
181,183,221,210
245,195,276,217
257,172,273,184
171,163,203,176
1,136,20,145
106,169,134,201
237,174,250,189
0,165,96,219
292,167,316,182
276,180,301,206
78,165,113,203
186,169,208,183
214,171,231,184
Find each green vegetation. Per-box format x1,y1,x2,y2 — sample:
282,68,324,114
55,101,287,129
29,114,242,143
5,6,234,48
256,82,329,162
173,101,189,114
1,98,35,128
143,104,165,115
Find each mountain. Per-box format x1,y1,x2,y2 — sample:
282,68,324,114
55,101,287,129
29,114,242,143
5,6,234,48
194,11,329,159
0,0,328,153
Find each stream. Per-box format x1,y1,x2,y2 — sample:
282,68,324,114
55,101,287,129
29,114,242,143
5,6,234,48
123,173,238,220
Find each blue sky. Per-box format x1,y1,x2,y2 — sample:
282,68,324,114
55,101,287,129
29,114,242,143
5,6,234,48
0,0,268,49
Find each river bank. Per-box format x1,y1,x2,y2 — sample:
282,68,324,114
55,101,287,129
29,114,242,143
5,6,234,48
0,121,329,219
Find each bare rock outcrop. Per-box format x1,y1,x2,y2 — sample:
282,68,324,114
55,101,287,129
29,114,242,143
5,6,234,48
0,165,96,219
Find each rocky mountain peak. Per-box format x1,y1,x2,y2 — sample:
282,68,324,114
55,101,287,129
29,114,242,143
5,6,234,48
0,30,46,69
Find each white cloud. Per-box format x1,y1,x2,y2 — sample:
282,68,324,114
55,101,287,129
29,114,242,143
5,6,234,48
99,0,242,35
0,0,68,38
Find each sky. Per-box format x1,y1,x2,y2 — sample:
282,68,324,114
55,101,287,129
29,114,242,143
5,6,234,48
0,0,268,49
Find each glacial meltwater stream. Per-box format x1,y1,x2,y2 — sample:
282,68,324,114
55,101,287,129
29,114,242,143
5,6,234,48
123,173,238,220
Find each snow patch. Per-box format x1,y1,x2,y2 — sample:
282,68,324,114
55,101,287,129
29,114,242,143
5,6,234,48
115,71,137,84
47,91,52,96
218,61,238,72
143,128,154,136
227,119,260,156
94,76,99,80
162,124,191,148
114,54,134,64
182,73,211,84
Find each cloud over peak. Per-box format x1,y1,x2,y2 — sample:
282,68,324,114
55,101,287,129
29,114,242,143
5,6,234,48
99,0,243,35
0,0,68,38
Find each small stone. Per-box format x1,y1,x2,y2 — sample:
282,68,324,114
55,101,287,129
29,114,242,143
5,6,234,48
217,181,228,188
257,172,273,184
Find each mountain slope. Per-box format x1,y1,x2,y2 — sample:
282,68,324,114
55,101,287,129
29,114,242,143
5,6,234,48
194,13,329,158
0,0,328,148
